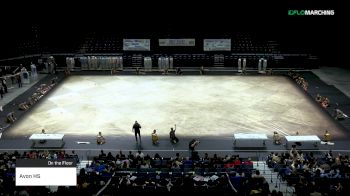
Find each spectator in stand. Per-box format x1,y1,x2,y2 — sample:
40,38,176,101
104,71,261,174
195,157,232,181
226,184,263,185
135,150,144,159
233,156,241,166
252,170,265,179
244,157,253,165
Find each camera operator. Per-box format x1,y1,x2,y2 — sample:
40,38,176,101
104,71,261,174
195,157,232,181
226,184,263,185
189,139,200,160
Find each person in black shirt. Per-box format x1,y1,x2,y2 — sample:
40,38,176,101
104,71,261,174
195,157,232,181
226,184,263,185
40,129,47,143
189,139,200,159
1,79,7,93
132,121,142,143
170,124,179,144
176,67,183,75
0,86,4,99
16,74,22,88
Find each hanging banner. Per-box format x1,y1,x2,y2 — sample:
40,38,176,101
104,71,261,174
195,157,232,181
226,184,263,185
123,39,150,51
159,39,195,46
203,39,231,51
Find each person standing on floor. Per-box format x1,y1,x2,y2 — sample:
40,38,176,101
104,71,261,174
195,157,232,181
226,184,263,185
189,139,200,159
0,85,4,99
170,124,179,144
2,78,7,93
40,129,47,143
132,121,142,143
16,74,22,88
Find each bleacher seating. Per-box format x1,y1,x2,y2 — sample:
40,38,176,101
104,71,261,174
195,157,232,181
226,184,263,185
0,26,316,69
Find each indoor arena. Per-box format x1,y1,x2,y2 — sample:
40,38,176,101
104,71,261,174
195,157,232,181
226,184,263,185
0,1,348,195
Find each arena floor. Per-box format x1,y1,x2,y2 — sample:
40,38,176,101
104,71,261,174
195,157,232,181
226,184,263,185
6,75,346,140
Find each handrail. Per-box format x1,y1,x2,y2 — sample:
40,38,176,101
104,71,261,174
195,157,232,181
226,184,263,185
96,172,115,196
0,72,21,80
0,52,312,62
225,172,238,193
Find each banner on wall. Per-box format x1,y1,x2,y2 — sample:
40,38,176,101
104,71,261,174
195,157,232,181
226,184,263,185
159,39,195,46
203,39,231,51
123,39,150,51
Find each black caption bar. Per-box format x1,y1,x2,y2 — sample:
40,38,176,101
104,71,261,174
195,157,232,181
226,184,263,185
16,159,77,167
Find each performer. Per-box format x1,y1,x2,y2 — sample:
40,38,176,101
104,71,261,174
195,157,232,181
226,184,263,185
0,85,4,99
315,94,322,103
151,129,159,145
324,130,331,142
170,124,179,144
132,121,141,143
273,131,281,145
97,131,106,145
295,131,301,146
199,66,205,75
162,68,169,75
334,108,348,120
18,102,30,111
176,67,183,75
322,97,330,108
189,139,200,151
6,112,16,123
40,129,47,143
189,139,200,159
